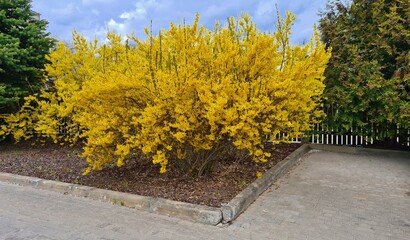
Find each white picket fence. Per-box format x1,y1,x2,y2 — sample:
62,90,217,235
276,124,410,147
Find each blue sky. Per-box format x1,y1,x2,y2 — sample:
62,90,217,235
31,0,329,45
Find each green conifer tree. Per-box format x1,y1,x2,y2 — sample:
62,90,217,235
0,0,54,113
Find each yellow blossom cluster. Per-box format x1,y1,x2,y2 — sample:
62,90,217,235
0,13,330,175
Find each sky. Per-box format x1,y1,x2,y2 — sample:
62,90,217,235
31,0,329,45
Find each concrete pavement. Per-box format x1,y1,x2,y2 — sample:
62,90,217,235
1,149,409,239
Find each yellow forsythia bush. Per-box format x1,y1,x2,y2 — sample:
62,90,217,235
0,13,330,176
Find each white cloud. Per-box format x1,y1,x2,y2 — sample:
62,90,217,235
255,0,277,17
119,0,157,20
82,0,115,5
107,19,126,31
119,9,145,20
96,0,162,39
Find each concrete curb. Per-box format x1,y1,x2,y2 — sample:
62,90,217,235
0,144,313,226
0,172,221,225
151,198,222,225
221,144,311,223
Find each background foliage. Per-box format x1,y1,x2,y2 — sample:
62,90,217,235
319,0,410,143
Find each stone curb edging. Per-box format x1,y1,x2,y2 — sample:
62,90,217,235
0,144,312,226
0,172,222,225
221,144,311,223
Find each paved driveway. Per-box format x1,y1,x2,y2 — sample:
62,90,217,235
1,149,409,239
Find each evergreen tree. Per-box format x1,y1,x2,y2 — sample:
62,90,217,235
319,0,410,144
0,0,54,113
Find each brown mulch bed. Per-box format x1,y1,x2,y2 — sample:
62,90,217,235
0,140,301,207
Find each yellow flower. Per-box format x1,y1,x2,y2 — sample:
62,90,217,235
0,12,330,176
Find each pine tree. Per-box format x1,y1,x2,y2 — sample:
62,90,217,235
0,0,54,114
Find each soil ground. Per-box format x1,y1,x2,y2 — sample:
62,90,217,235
0,140,300,207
